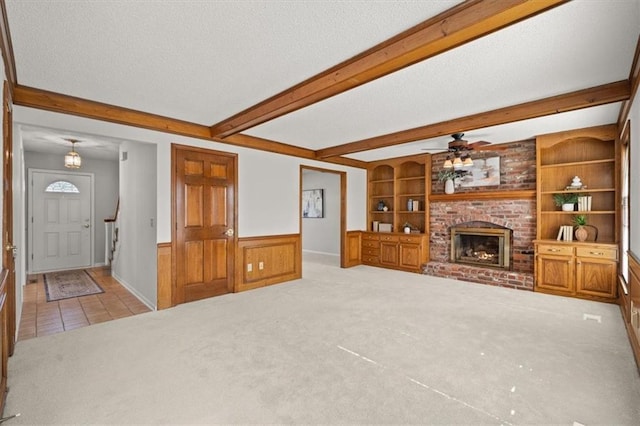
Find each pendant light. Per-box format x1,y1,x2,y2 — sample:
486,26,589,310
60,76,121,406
64,139,82,169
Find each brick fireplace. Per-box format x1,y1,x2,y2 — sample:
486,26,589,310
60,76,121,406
423,140,536,290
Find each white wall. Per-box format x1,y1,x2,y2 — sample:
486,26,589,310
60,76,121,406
302,170,340,255
112,141,157,307
22,150,119,267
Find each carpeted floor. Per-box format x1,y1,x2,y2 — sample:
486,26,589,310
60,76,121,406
5,254,640,424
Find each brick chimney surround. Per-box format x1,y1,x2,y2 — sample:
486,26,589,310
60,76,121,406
423,140,537,290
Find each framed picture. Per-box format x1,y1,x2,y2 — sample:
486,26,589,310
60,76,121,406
459,155,500,188
302,189,324,218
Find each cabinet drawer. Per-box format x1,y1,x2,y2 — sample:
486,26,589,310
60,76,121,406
398,235,423,244
379,235,399,242
362,240,380,249
362,247,380,256
362,256,379,264
362,233,379,241
576,246,617,260
537,244,573,256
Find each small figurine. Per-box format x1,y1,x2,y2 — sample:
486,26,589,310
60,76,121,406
570,176,582,188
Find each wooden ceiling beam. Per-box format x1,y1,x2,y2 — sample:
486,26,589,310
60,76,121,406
210,0,568,139
13,85,368,168
315,80,631,159
618,34,640,133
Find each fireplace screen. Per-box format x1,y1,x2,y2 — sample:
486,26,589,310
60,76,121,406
450,227,511,270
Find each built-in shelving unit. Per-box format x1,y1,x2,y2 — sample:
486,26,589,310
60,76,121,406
534,124,619,302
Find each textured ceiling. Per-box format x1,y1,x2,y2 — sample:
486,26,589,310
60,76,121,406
6,0,640,162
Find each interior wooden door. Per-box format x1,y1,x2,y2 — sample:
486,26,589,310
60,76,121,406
173,145,236,304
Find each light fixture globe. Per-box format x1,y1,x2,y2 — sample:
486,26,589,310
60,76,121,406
64,139,82,169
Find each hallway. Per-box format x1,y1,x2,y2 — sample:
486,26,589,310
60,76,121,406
17,267,151,340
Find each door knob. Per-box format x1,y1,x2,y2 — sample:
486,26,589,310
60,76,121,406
5,244,16,252
224,228,234,237
84,224,90,228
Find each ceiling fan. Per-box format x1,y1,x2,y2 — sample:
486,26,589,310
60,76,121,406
420,133,492,153
422,133,492,171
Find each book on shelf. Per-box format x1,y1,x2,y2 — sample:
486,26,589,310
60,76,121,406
562,225,573,241
557,226,564,240
577,195,592,211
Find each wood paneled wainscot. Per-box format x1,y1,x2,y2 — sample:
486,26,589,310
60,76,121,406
623,253,640,370
235,234,301,292
534,241,618,302
361,232,428,273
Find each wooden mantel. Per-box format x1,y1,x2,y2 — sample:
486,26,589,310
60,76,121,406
429,190,536,202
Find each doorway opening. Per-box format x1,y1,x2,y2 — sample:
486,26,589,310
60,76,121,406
300,166,346,267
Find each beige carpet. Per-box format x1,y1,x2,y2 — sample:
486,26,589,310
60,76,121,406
6,254,640,424
44,270,103,302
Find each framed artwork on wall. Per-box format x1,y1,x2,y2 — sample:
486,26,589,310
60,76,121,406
459,155,500,188
302,189,324,218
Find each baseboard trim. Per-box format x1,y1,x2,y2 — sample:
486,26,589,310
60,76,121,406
111,271,156,311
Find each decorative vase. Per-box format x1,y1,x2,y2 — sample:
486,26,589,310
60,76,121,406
404,226,411,234
444,179,455,195
575,226,588,242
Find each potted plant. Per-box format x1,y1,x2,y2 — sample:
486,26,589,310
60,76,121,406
572,214,591,242
438,170,457,195
553,192,579,211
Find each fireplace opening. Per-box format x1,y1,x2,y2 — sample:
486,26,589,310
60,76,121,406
450,226,511,270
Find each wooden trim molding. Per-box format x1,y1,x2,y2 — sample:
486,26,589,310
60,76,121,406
156,242,172,310
210,0,568,138
235,234,301,293
618,34,640,132
12,85,369,169
317,81,631,158
429,190,536,202
0,0,17,95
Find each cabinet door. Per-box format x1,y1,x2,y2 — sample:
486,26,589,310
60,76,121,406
536,254,574,294
380,241,399,266
399,243,421,270
576,257,617,299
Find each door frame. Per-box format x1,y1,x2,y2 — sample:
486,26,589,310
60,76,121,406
27,168,95,273
299,165,347,267
171,143,238,306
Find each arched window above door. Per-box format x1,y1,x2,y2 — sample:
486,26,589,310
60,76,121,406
44,180,80,193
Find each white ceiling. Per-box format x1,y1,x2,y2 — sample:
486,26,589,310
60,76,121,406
5,1,640,163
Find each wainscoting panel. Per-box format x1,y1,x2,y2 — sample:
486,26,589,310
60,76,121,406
236,234,301,292
156,242,172,310
624,252,640,370
344,231,362,267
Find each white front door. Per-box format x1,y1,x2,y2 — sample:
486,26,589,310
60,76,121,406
30,170,93,272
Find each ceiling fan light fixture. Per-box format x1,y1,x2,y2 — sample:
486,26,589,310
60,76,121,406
463,156,474,168
443,157,453,169
64,139,82,169
452,156,463,169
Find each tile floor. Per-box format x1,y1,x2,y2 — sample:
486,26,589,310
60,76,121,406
18,267,151,341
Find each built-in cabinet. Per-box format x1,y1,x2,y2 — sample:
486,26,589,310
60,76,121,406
535,241,618,301
534,125,619,302
361,232,428,273
364,154,430,273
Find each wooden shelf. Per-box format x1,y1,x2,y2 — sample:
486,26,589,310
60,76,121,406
541,211,616,215
539,158,615,168
429,190,535,202
540,188,615,194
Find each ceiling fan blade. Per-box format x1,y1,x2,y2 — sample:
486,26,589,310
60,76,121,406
468,141,491,148
420,147,448,152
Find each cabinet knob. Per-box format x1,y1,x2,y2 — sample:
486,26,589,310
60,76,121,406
548,248,559,252
590,251,604,256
